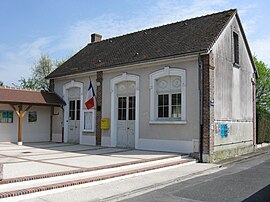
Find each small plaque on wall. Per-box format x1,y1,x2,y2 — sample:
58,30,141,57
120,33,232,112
28,112,37,122
101,118,110,129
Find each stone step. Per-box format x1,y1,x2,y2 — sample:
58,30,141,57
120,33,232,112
0,155,186,191
0,154,185,185
0,157,195,199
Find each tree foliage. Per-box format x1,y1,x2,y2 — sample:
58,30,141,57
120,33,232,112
18,77,39,89
19,54,65,90
254,56,270,111
32,54,55,90
0,81,3,86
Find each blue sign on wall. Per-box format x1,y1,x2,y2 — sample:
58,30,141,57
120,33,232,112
220,124,228,138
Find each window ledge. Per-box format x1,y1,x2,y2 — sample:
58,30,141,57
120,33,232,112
233,63,240,68
149,120,187,125
82,130,95,133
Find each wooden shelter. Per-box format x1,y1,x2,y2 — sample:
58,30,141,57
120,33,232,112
0,87,65,144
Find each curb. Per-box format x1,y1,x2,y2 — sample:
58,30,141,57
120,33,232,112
217,145,270,167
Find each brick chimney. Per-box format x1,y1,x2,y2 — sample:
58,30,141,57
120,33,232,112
91,33,102,43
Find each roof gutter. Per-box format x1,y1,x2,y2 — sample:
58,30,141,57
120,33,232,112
0,101,65,106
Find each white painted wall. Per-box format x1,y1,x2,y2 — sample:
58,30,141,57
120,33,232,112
211,14,255,151
53,75,98,146
52,107,63,142
53,56,200,153
0,104,50,142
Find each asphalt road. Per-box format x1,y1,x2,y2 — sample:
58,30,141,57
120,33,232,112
121,151,270,202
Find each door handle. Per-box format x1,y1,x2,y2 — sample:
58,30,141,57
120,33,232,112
75,126,78,128
127,128,130,129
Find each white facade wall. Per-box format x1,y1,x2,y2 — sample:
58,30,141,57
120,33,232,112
211,14,255,151
53,56,200,153
0,104,50,142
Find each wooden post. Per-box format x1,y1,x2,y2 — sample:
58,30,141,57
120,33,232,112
10,104,32,145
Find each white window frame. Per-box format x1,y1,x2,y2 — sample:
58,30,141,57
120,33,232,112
149,67,186,124
82,109,95,132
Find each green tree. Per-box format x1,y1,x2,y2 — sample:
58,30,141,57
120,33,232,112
32,54,55,90
254,56,270,111
0,81,3,86
18,77,38,89
19,54,66,90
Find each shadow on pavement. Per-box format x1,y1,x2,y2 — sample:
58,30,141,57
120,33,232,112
243,184,270,202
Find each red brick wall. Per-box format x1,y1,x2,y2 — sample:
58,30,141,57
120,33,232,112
96,71,103,145
201,54,215,161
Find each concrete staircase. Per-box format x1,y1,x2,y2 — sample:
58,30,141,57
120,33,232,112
0,155,196,200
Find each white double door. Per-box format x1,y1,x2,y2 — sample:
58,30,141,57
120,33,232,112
117,81,136,148
68,99,80,144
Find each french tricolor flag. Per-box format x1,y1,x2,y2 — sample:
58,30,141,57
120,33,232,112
85,80,95,109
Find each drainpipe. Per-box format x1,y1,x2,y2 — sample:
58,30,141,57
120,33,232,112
198,55,203,163
251,74,256,148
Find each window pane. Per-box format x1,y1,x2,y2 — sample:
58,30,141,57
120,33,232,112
70,111,75,120
123,108,126,120
118,97,127,120
164,94,169,105
129,109,135,120
172,106,181,118
118,98,122,108
76,100,80,110
129,96,135,108
118,109,123,120
172,94,181,105
128,96,135,120
158,95,163,105
233,32,239,64
171,93,181,118
158,106,164,117
164,106,169,117
158,94,169,118
123,97,126,108
69,101,75,110
69,101,75,120
76,100,80,120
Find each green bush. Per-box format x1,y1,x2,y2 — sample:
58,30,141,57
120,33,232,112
257,107,270,143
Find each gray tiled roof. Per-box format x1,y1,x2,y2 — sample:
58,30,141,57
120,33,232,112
47,9,236,78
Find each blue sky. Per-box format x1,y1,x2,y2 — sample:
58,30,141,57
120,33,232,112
0,0,269,85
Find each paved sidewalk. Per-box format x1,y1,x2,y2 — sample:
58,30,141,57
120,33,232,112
0,142,179,179
13,145,270,202
16,162,220,202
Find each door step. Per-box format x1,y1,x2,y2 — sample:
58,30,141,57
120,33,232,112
0,156,195,199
